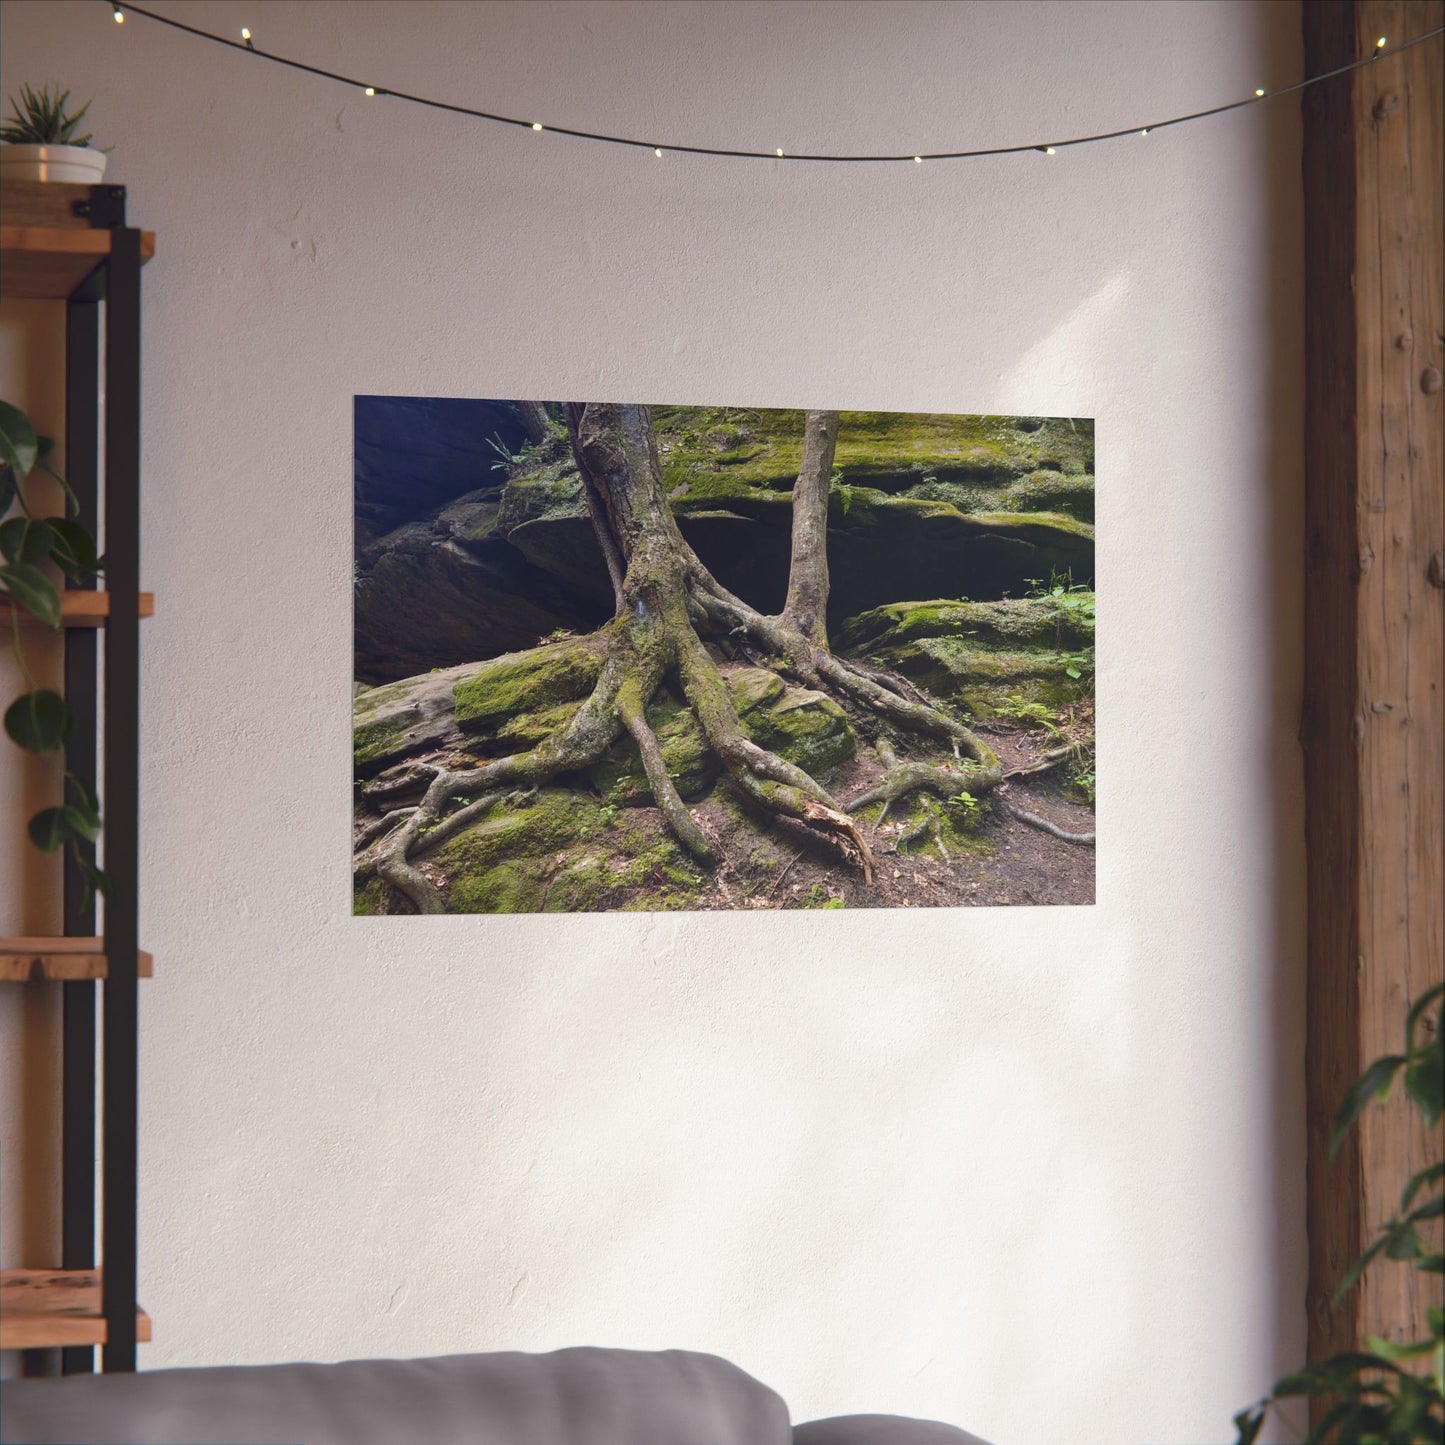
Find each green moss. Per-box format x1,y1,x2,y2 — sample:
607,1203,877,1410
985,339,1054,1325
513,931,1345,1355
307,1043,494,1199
589,690,717,805
353,716,407,773
744,682,855,777
490,699,584,752
651,408,1093,500
591,668,856,804
453,637,603,735
352,878,392,916
999,471,1094,522
837,597,1089,652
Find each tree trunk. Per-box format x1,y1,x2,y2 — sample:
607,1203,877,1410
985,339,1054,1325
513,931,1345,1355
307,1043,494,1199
781,410,840,645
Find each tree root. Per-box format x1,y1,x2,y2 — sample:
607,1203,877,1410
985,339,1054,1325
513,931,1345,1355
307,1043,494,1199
1000,795,1095,846
1001,745,1076,780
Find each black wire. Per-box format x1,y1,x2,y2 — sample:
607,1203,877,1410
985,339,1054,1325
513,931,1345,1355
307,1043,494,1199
110,3,1443,164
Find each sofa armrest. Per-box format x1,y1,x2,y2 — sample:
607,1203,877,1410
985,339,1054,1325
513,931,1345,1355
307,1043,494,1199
794,1415,993,1445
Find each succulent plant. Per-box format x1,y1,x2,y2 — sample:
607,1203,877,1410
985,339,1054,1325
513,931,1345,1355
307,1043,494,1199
1,82,97,148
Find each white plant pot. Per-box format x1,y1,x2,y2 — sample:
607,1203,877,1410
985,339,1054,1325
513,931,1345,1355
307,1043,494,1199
0,144,107,184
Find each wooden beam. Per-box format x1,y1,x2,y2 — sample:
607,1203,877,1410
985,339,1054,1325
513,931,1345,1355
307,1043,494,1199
1301,0,1444,1375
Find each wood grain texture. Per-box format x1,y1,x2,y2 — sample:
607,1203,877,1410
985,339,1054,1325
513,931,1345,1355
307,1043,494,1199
0,938,154,983
1302,0,1444,1372
0,1270,151,1349
0,180,102,230
0,225,156,300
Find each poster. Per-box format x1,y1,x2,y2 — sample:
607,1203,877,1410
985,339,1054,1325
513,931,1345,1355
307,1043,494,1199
354,400,1094,913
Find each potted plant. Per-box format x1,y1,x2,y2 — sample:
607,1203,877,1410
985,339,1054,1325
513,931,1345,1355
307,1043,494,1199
0,83,107,184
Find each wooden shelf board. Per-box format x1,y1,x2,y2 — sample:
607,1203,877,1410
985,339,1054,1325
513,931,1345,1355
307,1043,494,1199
3,590,156,628
0,1270,151,1350
0,938,154,983
0,225,156,300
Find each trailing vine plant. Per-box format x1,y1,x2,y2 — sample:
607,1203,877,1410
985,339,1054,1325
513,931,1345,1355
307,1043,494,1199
0,398,107,909
1234,981,1444,1444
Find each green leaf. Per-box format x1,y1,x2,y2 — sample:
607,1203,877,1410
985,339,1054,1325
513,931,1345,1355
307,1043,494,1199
45,517,100,581
1232,1406,1265,1444
0,398,38,478
1331,1054,1406,1157
1065,665,1082,679
1406,982,1445,1049
1385,1226,1422,1261
1335,1232,1391,1304
0,516,55,565
1402,1162,1445,1212
0,560,60,626
1404,1041,1443,1125
3,688,73,754
72,853,109,907
1363,1333,1437,1362
0,464,17,517
27,806,70,853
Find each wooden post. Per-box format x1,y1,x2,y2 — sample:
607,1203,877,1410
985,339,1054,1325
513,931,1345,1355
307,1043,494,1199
1301,0,1444,1374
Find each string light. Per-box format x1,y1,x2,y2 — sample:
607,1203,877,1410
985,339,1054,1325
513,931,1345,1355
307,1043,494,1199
103,4,1444,167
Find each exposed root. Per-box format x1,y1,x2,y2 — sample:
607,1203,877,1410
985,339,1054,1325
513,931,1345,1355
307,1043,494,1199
897,800,950,862
1000,795,1096,846
1002,745,1076,780
617,678,716,865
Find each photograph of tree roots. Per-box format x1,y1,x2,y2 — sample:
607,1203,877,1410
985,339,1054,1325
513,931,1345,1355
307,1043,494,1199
353,400,1096,914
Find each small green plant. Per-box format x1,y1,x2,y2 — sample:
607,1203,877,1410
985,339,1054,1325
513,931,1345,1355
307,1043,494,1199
1,399,107,910
598,803,619,828
1,83,99,148
1027,571,1096,678
1234,982,1443,1444
945,790,984,831
830,473,854,516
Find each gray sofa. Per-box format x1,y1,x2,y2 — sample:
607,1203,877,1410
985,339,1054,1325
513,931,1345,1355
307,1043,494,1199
0,1347,991,1445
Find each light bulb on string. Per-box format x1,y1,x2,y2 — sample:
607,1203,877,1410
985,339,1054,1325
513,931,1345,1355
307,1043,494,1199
241,26,254,50
775,148,785,158
1044,146,1057,155
531,122,543,131
1376,36,1387,49
112,4,124,22
654,147,663,157
1140,127,1150,136
913,155,922,163
364,86,376,96
1255,87,1266,97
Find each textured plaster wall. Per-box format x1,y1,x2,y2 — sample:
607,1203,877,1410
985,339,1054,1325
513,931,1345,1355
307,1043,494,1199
0,2,1306,1440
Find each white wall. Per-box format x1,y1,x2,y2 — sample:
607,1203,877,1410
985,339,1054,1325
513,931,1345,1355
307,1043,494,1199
0,2,1306,1440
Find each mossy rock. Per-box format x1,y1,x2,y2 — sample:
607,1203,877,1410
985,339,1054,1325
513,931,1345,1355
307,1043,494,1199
836,596,1091,653
354,660,483,778
432,791,706,914
839,595,1093,719
1000,471,1094,522
453,636,606,736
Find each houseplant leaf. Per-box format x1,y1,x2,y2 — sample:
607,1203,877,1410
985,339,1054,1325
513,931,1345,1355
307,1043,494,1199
3,688,73,753
0,561,61,627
